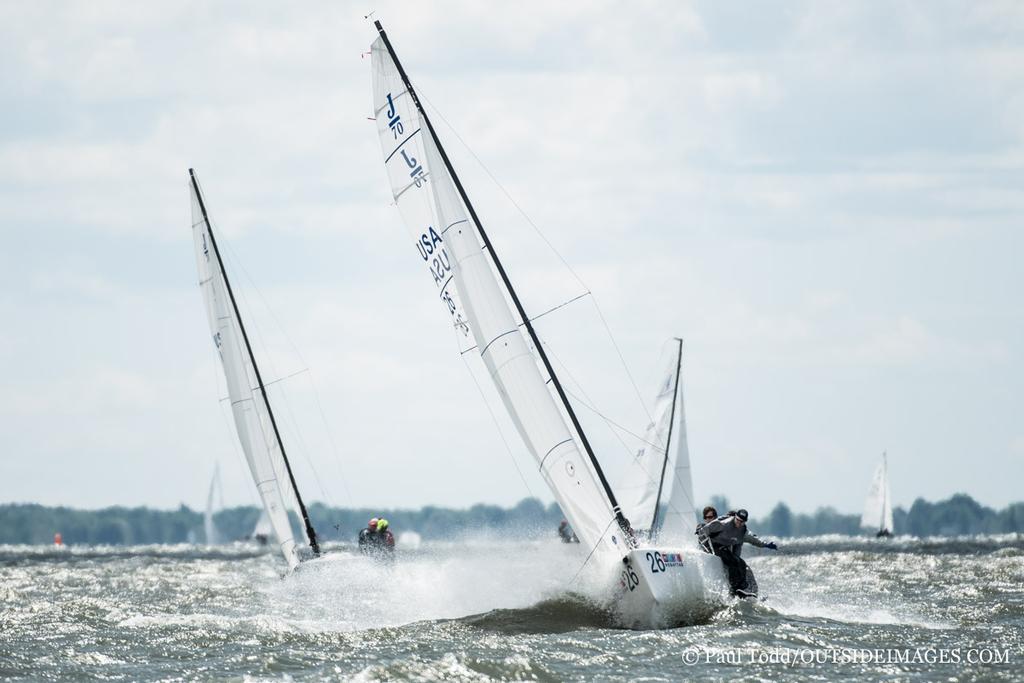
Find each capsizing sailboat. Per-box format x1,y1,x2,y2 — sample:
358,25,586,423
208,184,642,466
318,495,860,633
189,169,321,570
368,24,727,628
861,452,894,537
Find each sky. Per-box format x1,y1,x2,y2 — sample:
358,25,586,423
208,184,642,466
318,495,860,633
1,1,1021,518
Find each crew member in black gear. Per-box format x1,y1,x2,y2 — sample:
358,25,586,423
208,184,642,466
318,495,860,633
358,518,379,553
700,509,778,595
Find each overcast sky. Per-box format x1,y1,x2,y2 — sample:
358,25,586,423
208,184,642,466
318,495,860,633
1,1,1021,519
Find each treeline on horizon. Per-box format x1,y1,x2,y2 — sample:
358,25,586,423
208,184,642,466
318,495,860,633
1,493,1022,546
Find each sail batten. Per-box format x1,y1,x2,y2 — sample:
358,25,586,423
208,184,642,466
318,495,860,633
371,28,628,556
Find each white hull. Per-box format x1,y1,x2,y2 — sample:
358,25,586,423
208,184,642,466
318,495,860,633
613,546,728,629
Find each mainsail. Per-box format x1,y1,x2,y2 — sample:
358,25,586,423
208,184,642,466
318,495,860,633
189,169,318,570
861,452,894,534
617,340,697,541
371,27,628,556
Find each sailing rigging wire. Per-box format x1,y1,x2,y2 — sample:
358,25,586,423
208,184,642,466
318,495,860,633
544,335,701,532
218,240,351,508
458,353,538,502
217,368,312,402
539,337,646,456
567,517,618,587
416,89,654,428
457,292,592,356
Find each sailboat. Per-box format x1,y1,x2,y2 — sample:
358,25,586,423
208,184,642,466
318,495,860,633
617,339,698,542
249,509,272,546
189,169,321,570
861,452,894,537
203,464,224,545
369,23,727,628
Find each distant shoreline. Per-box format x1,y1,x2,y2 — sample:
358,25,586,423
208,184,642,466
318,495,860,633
2,493,1021,546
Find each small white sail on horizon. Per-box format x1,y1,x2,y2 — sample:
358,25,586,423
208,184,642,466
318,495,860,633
203,464,225,545
861,452,894,536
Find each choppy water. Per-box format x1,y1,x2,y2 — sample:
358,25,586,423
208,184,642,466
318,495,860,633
1,535,1021,681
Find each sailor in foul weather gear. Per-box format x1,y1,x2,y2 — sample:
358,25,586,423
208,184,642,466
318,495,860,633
376,518,395,551
358,518,379,553
699,509,778,595
358,517,395,560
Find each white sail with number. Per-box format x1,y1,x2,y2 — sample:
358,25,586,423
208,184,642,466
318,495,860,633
371,38,623,556
618,347,696,541
190,175,300,570
861,452,893,534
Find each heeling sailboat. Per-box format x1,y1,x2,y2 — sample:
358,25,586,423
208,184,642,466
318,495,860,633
370,23,726,628
617,339,698,543
189,169,320,570
861,452,894,538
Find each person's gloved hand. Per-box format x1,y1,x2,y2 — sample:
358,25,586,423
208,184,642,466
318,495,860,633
765,542,778,550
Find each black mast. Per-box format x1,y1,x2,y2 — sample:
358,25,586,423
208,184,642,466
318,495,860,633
373,22,634,545
189,169,320,557
649,338,683,533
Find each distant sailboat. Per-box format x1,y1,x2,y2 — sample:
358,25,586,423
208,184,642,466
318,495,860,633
189,169,320,570
861,452,894,537
250,509,272,546
370,23,727,628
617,339,699,543
203,464,225,545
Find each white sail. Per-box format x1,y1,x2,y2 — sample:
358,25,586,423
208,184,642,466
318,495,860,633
861,453,894,533
660,357,697,542
618,347,697,541
618,359,676,532
190,174,300,570
371,39,624,556
203,464,224,544
369,57,473,353
252,509,273,539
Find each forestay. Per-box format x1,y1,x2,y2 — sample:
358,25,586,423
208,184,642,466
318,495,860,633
190,178,300,570
371,38,624,556
861,453,893,533
617,349,697,542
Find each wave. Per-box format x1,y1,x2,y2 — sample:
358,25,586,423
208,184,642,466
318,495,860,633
0,542,273,566
456,592,617,634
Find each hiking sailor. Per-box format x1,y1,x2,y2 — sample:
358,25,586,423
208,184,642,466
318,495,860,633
358,517,379,554
699,508,778,596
